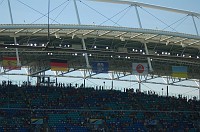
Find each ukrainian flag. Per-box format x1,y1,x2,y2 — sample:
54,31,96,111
172,66,188,78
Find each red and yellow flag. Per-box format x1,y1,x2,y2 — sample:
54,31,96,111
2,57,21,70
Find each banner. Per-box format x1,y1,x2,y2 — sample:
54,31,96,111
31,118,43,125
147,119,158,126
132,63,148,75
50,59,68,71
92,61,109,73
90,119,103,125
172,66,187,78
2,57,21,70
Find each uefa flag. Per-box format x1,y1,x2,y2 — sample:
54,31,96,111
172,66,187,78
50,59,68,71
92,61,109,73
2,57,21,70
132,63,148,75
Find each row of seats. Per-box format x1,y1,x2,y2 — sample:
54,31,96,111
0,84,199,131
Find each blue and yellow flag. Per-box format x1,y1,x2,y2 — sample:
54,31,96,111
172,66,187,78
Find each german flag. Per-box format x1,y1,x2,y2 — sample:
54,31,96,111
2,57,21,70
50,59,68,71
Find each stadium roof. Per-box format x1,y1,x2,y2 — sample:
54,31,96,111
0,0,200,96
0,24,199,73
0,24,200,49
0,24,199,64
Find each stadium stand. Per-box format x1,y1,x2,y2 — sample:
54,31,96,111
0,82,199,131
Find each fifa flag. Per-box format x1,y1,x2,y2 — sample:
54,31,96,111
2,57,21,70
92,61,109,73
132,63,148,75
50,59,68,71
172,66,187,78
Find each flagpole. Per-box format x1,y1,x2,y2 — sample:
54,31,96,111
111,72,114,90
167,76,169,97
83,69,86,88
199,79,200,100
139,74,141,92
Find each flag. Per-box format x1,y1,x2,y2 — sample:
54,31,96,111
92,61,109,73
50,59,68,71
132,63,148,75
172,66,187,78
2,57,21,70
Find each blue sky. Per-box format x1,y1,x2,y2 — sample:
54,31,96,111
0,0,199,34
0,0,200,98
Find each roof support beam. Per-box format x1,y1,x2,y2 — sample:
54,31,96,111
115,32,127,37
160,36,173,42
145,34,158,41
59,68,79,76
66,29,78,35
99,31,111,37
32,29,43,35
89,0,200,17
73,0,90,68
83,30,95,36
174,38,188,44
0,29,6,33
29,68,50,76
15,29,24,34
191,15,199,36
50,29,61,35
7,0,20,67
134,5,153,72
130,33,143,39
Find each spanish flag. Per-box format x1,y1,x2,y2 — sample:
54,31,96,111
50,59,68,71
2,57,21,70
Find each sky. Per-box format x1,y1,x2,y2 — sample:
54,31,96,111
0,0,199,34
0,0,200,98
